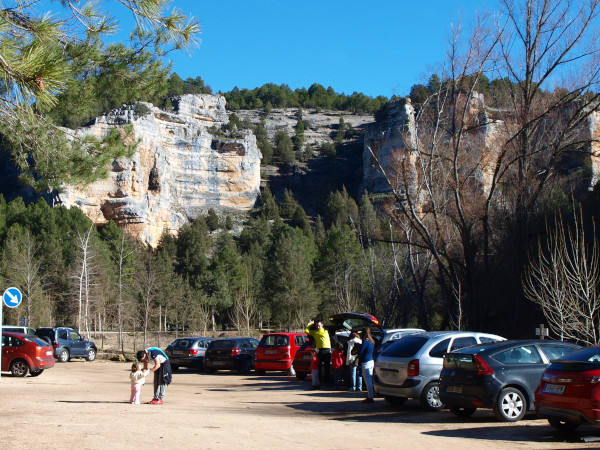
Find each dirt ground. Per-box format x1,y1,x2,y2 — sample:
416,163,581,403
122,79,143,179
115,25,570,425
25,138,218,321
2,359,600,450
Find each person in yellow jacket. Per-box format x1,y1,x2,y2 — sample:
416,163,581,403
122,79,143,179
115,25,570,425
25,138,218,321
305,318,332,387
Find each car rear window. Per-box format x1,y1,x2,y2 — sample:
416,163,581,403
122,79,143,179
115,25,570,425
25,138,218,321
259,335,289,347
171,339,195,349
444,353,478,371
382,336,428,357
546,347,600,371
209,340,235,349
28,337,51,347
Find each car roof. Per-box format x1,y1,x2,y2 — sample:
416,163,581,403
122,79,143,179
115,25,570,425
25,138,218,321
422,330,504,338
261,332,305,336
451,339,579,354
383,328,426,334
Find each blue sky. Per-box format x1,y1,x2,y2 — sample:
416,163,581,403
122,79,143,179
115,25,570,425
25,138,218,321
162,0,496,98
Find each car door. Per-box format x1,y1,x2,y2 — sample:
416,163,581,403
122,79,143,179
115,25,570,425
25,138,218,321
494,344,546,404
68,330,87,357
1,334,22,370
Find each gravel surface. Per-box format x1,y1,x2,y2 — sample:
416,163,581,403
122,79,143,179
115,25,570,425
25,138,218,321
1,360,600,449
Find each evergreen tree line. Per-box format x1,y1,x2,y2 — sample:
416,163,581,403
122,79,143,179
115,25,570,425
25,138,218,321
0,188,433,341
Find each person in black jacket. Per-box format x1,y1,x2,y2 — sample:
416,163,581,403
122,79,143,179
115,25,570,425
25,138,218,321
137,347,172,404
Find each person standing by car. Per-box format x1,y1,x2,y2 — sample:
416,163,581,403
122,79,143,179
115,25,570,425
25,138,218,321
332,342,346,389
346,331,363,392
310,349,320,389
358,327,375,404
137,347,172,404
305,318,332,386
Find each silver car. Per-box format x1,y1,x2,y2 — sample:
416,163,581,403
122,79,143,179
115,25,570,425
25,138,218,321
374,331,505,410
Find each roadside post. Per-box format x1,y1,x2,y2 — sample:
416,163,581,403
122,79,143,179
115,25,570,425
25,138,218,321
535,324,548,340
1,287,23,380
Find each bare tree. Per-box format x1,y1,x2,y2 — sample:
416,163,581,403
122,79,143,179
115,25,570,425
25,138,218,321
135,250,160,348
524,209,600,344
370,0,600,330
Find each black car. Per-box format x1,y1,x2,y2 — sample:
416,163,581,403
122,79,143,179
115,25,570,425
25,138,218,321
165,337,214,371
204,337,259,374
34,327,98,363
439,339,580,422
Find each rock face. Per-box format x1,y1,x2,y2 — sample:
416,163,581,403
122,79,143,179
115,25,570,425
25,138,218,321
363,95,600,199
60,94,261,248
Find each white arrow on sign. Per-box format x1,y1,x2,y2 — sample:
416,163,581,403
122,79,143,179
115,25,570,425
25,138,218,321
5,290,19,305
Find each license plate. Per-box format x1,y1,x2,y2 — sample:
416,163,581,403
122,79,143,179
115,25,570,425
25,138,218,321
543,383,565,394
265,350,277,355
447,385,463,393
173,350,184,356
213,361,226,366
380,370,397,381
46,351,53,356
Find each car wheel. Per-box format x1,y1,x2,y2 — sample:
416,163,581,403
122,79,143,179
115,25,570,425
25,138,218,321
10,360,29,377
171,365,180,372
450,406,477,418
548,418,580,431
30,369,44,377
384,396,408,406
295,372,307,380
419,381,445,411
86,348,96,361
58,348,70,363
238,358,252,375
256,369,266,376
493,387,526,422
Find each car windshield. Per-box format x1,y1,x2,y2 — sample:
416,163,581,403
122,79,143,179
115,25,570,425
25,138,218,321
259,335,289,347
382,336,428,357
209,340,235,349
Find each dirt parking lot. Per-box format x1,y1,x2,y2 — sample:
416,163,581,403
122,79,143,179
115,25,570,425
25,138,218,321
2,360,600,449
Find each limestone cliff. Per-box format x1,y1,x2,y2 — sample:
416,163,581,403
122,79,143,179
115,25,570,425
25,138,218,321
60,94,261,248
363,95,600,200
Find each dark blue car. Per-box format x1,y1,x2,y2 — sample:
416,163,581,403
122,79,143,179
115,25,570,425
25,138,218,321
439,339,580,422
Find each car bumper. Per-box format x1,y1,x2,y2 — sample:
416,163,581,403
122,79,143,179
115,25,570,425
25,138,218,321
168,357,204,368
255,359,291,371
536,404,600,426
439,380,497,409
374,376,422,399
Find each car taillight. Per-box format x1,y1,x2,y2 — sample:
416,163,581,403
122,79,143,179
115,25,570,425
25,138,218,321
474,354,494,375
189,349,199,355
231,347,241,356
53,341,59,348
407,359,419,376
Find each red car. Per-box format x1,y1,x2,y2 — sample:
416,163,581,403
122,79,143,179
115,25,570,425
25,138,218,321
1,331,56,377
535,345,600,431
255,332,307,375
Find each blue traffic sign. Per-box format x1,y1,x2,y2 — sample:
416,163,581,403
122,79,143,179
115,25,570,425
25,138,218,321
3,287,23,308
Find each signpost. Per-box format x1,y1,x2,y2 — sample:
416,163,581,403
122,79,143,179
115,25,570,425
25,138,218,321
536,324,549,340
1,287,23,380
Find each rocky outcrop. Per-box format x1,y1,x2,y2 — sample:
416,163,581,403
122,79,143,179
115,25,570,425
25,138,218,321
362,94,600,199
60,94,261,248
